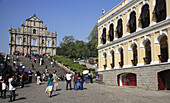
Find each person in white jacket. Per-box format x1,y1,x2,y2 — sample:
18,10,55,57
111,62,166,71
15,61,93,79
8,74,16,102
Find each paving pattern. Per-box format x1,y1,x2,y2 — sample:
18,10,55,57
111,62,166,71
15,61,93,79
1,81,170,103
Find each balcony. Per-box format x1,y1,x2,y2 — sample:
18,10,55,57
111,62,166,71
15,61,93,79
110,63,114,68
131,59,137,66
143,57,151,64
158,54,168,63
119,62,123,68
103,65,107,69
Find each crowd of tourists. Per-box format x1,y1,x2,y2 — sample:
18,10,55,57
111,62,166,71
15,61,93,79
0,67,33,102
0,53,35,102
2,53,96,100
44,70,94,98
65,70,93,91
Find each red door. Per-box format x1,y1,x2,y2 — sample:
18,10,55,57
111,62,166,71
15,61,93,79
128,73,136,86
121,73,136,86
158,72,165,90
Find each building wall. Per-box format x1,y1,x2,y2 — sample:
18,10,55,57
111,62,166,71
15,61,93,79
97,0,170,90
100,63,170,90
98,27,170,70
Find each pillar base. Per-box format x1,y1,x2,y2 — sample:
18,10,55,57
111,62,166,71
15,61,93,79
137,63,144,66
97,69,105,72
168,59,170,63
151,61,160,64
106,68,112,70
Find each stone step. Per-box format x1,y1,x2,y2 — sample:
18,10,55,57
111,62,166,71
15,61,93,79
8,55,67,76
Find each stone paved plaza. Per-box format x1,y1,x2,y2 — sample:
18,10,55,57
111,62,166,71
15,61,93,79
1,81,170,103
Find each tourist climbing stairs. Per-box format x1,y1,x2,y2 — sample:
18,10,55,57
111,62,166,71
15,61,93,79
7,55,67,80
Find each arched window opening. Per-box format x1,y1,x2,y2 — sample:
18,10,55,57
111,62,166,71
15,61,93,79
42,39,44,44
153,0,166,22
143,40,151,64
110,50,115,68
17,38,21,45
158,36,168,62
11,36,13,41
103,52,107,69
139,4,150,28
32,39,36,46
119,48,124,68
102,28,106,44
33,29,36,34
117,19,123,38
23,38,26,42
47,41,49,47
128,11,136,33
131,44,138,66
109,24,114,41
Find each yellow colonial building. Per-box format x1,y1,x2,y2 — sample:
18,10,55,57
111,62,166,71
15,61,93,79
97,0,170,90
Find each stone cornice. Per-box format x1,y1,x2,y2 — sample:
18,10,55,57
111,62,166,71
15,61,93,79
97,19,170,50
10,33,57,38
9,44,56,48
98,0,139,27
21,25,47,29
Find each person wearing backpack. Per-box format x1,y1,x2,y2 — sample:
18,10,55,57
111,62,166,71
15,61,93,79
8,74,16,102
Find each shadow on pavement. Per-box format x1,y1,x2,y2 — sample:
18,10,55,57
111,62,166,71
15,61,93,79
83,88,87,90
56,89,62,91
16,97,26,101
52,93,60,97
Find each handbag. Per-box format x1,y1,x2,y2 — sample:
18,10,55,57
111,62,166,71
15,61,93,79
45,87,49,93
11,79,17,87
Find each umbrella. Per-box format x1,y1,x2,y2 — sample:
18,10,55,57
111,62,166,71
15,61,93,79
24,70,31,73
82,70,89,74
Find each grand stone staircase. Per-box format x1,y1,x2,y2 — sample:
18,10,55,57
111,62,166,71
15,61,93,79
7,55,67,78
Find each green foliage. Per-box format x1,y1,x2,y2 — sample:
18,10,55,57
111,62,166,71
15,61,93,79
56,24,98,58
87,24,98,41
53,56,88,73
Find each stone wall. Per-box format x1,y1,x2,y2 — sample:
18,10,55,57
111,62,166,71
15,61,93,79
98,63,170,90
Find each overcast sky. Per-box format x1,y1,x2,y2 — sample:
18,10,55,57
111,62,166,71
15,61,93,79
0,0,121,53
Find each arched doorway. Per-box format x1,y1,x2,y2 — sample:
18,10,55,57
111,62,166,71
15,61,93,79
117,19,123,38
117,73,137,86
159,35,168,62
102,28,106,44
144,40,151,64
109,24,114,41
103,52,107,69
153,0,166,22
139,4,150,28
158,70,170,90
118,47,124,68
129,11,136,33
110,50,114,68
131,43,138,66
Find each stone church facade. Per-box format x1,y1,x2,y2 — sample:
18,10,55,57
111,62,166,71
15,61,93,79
9,14,57,56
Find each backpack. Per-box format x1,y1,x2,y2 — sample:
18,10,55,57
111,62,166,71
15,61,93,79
11,79,17,87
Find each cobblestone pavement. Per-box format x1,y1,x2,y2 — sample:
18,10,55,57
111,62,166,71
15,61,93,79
1,81,170,103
